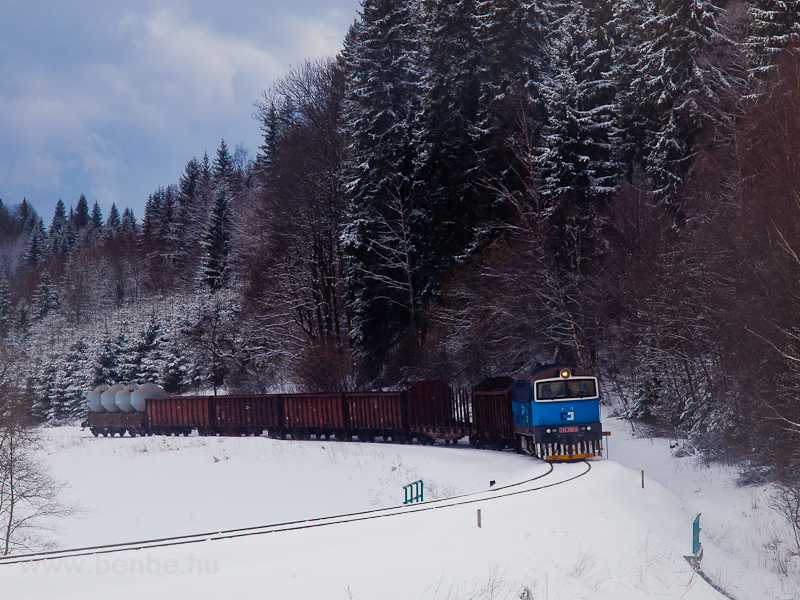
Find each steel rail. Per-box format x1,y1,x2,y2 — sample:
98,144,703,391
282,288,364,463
0,461,592,566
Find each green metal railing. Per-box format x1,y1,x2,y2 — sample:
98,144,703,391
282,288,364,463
403,479,424,504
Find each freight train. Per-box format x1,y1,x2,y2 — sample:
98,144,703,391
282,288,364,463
82,364,606,461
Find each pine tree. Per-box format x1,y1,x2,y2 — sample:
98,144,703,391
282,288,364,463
64,339,91,418
142,191,163,241
135,314,165,383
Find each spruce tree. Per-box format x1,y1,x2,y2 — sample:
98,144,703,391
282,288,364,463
539,1,618,219
746,0,800,78
48,199,68,256
0,273,11,339
200,184,232,290
23,218,47,268
33,272,59,320
342,0,425,363
73,194,90,231
103,203,121,240
89,201,103,232
411,0,484,300
616,0,732,215
121,207,137,233
212,139,234,190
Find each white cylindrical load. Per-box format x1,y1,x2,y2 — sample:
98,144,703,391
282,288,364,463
100,383,125,413
130,382,167,412
86,384,109,413
115,383,138,413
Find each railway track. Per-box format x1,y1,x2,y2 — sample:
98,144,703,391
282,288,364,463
0,460,592,567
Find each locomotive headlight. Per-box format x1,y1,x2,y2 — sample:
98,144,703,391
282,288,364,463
545,428,551,434
586,426,592,431
560,369,570,378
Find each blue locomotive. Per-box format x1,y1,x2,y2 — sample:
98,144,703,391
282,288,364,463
511,364,602,460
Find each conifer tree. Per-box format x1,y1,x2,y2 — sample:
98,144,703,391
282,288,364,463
342,0,425,363
23,218,46,269
48,199,68,256
121,207,137,233
32,272,59,320
212,139,234,190
89,201,103,233
15,198,36,234
255,100,282,177
200,185,232,290
540,1,618,218
103,203,121,240
411,0,484,300
616,0,732,215
93,336,121,386
0,273,11,339
746,0,800,78
179,157,202,205
73,194,90,231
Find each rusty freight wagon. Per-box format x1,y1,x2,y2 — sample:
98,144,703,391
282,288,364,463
147,396,214,436
471,377,515,449
407,380,474,443
213,395,284,437
345,391,406,442
282,393,347,440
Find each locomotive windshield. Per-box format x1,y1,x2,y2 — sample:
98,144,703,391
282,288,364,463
536,378,597,401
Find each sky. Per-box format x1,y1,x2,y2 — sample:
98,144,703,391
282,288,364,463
0,0,362,223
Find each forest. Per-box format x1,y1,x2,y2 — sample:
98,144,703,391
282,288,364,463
1,0,800,475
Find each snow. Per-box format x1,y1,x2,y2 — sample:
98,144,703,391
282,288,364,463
1,414,797,599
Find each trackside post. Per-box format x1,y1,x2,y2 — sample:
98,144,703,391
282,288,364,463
684,513,703,569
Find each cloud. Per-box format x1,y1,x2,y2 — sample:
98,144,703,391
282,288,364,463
0,1,361,218
124,9,283,105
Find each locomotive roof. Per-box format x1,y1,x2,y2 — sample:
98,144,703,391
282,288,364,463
529,364,595,382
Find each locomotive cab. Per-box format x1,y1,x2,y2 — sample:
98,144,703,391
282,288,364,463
512,365,603,461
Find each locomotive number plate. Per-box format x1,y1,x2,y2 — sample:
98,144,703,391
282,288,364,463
559,426,579,433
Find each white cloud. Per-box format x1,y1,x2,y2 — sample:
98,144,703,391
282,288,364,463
0,1,361,217
124,9,283,105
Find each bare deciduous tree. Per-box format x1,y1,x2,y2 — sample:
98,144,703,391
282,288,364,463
0,342,77,555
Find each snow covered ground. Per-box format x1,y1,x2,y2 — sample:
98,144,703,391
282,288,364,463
1,412,798,599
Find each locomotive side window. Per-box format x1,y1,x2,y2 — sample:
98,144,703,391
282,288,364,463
536,378,597,401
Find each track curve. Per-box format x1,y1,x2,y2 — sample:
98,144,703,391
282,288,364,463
0,459,592,566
